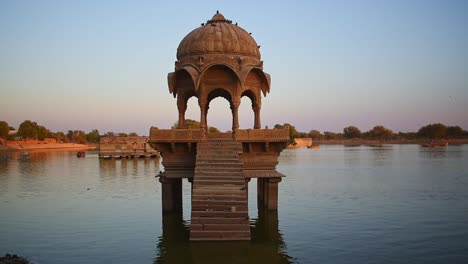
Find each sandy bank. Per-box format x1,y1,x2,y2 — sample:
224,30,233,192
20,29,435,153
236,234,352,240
287,138,312,149
5,143,95,151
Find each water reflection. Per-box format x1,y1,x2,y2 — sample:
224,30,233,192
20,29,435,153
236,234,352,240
99,159,117,178
99,157,161,179
418,146,448,159
154,210,293,264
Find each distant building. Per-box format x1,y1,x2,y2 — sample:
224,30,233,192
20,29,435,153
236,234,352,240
99,136,159,159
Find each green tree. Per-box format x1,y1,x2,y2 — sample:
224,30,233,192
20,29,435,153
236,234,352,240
208,127,221,133
323,131,338,140
417,123,447,139
343,126,362,139
128,132,139,137
397,132,417,140
308,130,322,140
86,129,100,143
54,131,67,142
17,120,50,140
172,119,220,132
118,132,128,137
0,121,9,139
274,123,299,145
104,132,115,137
446,126,464,139
67,130,87,144
367,126,394,141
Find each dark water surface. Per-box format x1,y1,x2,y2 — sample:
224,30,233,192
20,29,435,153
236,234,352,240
1,145,467,263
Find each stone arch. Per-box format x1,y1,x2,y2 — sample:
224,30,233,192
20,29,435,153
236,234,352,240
241,67,271,96
205,88,233,130
197,64,241,96
204,88,234,132
169,66,200,128
196,64,242,131
241,89,262,129
168,66,198,98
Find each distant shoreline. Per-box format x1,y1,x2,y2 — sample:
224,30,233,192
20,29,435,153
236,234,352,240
287,138,468,148
0,143,95,151
316,139,468,145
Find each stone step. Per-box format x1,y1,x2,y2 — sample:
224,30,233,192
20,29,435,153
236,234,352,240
191,139,249,241
195,176,245,181
196,154,240,159
192,194,246,201
192,199,246,205
190,224,249,231
196,166,243,170
192,187,246,195
192,205,248,212
193,185,245,191
194,177,245,187
197,144,242,148
195,174,244,180
192,210,248,218
196,159,242,164
195,169,243,174
190,230,250,240
191,217,249,225
195,165,243,171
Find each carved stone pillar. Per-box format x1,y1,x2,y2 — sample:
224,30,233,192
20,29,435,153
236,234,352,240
159,176,182,212
253,103,261,129
199,98,207,130
177,96,187,129
258,177,282,210
231,101,240,131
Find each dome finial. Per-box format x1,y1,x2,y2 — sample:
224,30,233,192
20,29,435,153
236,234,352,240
208,11,232,24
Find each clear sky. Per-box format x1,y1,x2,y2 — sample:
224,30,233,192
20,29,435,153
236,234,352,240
1,0,467,135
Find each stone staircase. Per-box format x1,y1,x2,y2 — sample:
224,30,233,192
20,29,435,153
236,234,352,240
190,139,250,241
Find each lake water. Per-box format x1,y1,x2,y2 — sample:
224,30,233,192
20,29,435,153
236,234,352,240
1,145,468,263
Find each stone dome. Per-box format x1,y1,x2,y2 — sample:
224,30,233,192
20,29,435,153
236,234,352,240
176,11,261,60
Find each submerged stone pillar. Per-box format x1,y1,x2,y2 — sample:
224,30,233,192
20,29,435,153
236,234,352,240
160,176,182,212
258,178,281,210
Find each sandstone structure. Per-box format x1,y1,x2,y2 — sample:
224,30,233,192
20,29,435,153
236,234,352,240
149,11,289,241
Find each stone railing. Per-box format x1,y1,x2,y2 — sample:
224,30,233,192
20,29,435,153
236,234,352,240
235,129,289,142
149,127,205,142
207,132,233,139
149,127,289,143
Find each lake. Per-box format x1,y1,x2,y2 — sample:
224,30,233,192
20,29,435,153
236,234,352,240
1,145,468,263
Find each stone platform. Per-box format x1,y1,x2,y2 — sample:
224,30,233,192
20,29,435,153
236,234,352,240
149,128,289,241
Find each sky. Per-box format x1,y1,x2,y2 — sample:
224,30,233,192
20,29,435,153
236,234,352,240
1,0,467,135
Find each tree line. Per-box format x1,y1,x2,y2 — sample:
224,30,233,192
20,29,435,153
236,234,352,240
2,120,466,145
273,123,468,143
0,120,140,144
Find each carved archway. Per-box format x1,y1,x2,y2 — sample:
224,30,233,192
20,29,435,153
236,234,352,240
204,88,233,131
241,90,261,129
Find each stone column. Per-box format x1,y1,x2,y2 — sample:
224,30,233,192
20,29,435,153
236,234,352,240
258,177,282,210
245,178,251,202
159,176,182,212
253,103,261,129
177,96,187,129
199,98,207,131
266,178,281,210
231,101,240,131
257,178,265,209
